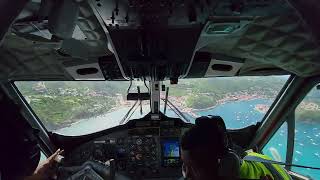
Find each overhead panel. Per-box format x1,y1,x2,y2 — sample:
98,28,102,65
1,0,320,81
89,0,217,80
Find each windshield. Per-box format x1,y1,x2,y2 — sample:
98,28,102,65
15,81,151,135
162,76,289,128
15,75,289,136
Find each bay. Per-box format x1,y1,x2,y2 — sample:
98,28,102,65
56,99,320,179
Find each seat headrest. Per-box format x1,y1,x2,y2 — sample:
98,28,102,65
218,151,241,179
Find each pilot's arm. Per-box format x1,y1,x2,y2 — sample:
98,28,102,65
25,149,63,180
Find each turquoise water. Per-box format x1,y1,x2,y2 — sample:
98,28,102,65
264,122,320,179
57,99,320,179
197,99,320,179
196,99,273,128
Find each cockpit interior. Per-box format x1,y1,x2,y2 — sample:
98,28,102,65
0,0,320,179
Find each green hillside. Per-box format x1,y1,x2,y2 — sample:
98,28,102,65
15,76,319,130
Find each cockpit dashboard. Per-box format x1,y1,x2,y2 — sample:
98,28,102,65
59,115,191,179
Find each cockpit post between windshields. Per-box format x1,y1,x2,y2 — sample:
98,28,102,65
125,79,190,123
126,80,163,121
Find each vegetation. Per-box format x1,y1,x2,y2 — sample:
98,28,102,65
185,95,218,109
296,110,320,123
166,76,288,109
15,81,127,130
29,95,116,128
15,76,320,130
295,98,320,123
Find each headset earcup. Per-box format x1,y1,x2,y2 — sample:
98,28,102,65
218,151,241,178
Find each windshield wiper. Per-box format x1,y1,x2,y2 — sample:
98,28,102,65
137,86,143,115
121,84,148,125
161,98,191,123
119,101,138,125
163,86,169,114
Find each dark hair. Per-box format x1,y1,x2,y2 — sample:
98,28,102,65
181,116,228,173
181,116,228,154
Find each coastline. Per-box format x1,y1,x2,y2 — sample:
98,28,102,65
177,95,271,118
53,95,320,133
52,94,271,130
254,104,270,114
51,92,320,131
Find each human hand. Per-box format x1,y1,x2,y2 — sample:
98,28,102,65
25,149,64,180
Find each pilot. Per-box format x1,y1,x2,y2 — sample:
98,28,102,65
180,116,292,180
0,89,63,180
24,149,64,180
0,121,63,180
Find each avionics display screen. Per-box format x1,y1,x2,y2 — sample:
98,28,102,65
163,140,180,158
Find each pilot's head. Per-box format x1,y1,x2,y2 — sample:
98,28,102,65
180,116,229,180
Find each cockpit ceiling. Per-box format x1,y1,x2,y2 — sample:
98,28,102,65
200,13,320,77
0,0,320,81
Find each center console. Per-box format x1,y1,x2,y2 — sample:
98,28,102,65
62,118,190,179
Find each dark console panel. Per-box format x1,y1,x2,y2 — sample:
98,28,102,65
62,118,190,179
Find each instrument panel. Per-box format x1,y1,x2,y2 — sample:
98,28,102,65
63,119,189,179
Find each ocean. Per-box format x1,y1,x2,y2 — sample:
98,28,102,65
57,99,320,179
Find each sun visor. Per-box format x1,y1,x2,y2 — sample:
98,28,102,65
205,58,244,77
64,63,105,80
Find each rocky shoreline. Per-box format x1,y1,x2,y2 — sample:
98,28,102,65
170,93,270,118
254,104,270,113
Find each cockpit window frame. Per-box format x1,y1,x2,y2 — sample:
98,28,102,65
7,81,56,155
253,75,320,174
